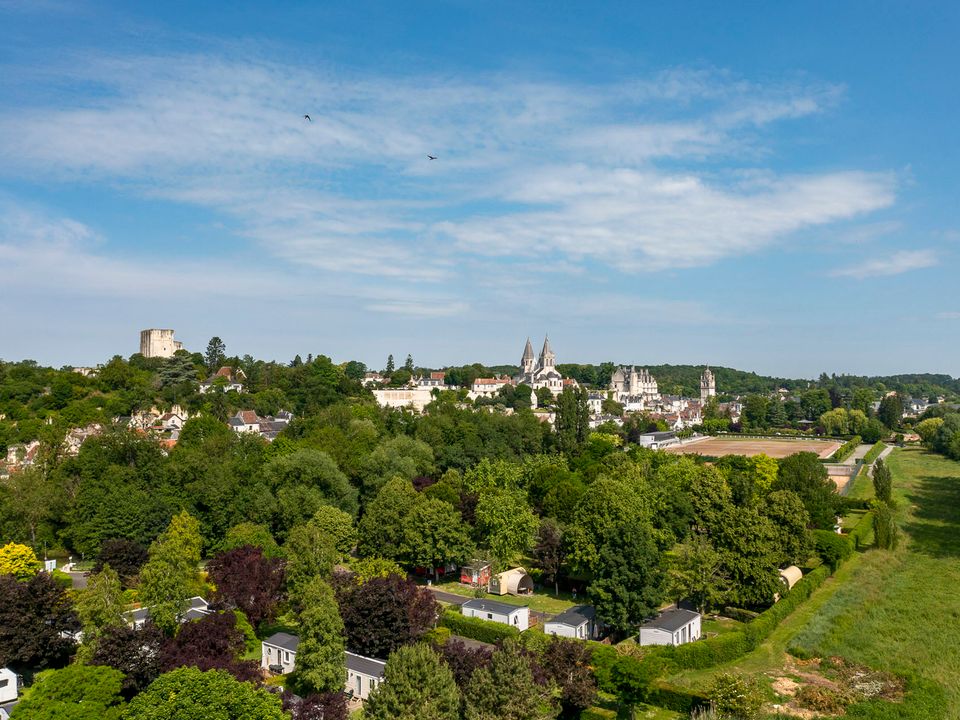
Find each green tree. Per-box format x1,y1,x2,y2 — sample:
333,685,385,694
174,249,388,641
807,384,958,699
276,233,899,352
309,505,357,557
265,448,358,522
464,640,557,720
588,520,665,636
0,542,41,580
761,490,811,565
282,523,338,598
358,477,419,560
290,577,346,694
14,664,126,720
205,337,226,371
222,522,281,558
364,644,460,720
75,564,126,659
138,511,202,635
554,386,590,454
385,354,395,374
402,496,472,579
404,354,414,372
872,500,899,550
667,534,728,613
872,458,893,504
123,667,286,720
819,408,849,435
565,478,647,574
774,452,841,529
474,488,538,565
916,417,944,443
878,394,903,429
742,394,769,429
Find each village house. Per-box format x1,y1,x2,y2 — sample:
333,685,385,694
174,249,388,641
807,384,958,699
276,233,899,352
461,598,530,632
418,371,448,388
638,608,701,647
199,367,246,394
260,635,386,702
371,386,436,413
469,376,512,398
545,605,599,640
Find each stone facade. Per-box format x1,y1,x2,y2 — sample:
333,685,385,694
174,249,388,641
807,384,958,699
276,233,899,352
609,366,660,406
700,366,716,404
139,329,183,358
514,337,564,395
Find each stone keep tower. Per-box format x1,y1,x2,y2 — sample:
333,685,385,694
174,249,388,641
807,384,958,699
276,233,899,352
700,366,716,404
140,329,183,358
521,338,535,375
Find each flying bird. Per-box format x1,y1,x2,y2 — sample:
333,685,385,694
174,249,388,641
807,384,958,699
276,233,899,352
427,154,437,160
303,114,312,122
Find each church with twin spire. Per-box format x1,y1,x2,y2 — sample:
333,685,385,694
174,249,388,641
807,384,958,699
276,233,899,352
514,337,566,395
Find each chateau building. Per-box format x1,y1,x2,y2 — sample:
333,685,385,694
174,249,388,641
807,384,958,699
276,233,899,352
514,337,565,395
700,366,716,404
609,366,660,407
139,329,183,358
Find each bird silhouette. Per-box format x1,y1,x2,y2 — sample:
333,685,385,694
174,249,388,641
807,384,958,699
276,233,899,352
427,154,437,160
303,114,312,122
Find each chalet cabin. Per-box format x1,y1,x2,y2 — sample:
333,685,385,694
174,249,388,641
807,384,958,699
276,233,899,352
460,561,492,588
261,632,299,675
488,567,533,596
544,605,598,640
345,652,387,701
461,598,529,632
638,608,701,647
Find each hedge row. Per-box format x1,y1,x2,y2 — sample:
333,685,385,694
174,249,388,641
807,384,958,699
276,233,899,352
832,435,862,462
438,608,520,644
863,441,887,464
848,511,875,550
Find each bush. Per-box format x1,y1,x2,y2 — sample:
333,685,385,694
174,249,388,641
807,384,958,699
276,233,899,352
848,513,874,550
863,441,887,464
422,625,452,646
646,681,709,712
832,436,862,462
438,608,520,644
709,673,764,720
722,607,759,623
812,530,854,570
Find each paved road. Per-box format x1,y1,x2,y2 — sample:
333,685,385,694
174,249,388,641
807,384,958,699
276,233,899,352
427,588,468,606
61,563,88,590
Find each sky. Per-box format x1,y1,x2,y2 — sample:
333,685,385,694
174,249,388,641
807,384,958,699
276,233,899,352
0,1,958,377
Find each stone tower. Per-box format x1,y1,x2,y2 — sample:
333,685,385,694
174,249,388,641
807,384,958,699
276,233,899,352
700,366,716,404
537,336,556,372
521,338,535,374
140,329,183,358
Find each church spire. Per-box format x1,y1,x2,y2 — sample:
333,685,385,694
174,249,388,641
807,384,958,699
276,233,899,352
522,338,534,361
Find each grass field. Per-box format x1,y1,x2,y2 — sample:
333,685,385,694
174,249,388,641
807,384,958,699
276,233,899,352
430,579,577,615
668,447,960,718
664,436,841,459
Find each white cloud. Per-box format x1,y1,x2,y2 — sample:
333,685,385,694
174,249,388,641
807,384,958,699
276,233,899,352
831,249,938,279
0,54,896,283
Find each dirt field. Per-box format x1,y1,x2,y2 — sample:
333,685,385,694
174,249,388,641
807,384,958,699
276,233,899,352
664,436,841,459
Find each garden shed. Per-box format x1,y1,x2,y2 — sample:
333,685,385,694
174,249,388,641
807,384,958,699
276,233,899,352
779,565,803,591
489,567,533,596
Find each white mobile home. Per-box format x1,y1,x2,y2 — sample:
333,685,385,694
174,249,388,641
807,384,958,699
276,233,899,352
544,605,598,640
0,668,17,704
638,608,701,647
345,652,387,701
461,598,529,632
262,632,299,675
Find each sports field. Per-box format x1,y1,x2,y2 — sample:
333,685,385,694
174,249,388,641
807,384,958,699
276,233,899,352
664,435,841,459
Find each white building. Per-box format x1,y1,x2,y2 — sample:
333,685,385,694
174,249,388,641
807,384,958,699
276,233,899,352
514,337,565,396
636,431,678,449
262,632,299,675
609,366,660,406
461,598,529,632
0,668,17,705
545,605,599,640
125,596,210,630
139,329,183,358
700,366,717,404
638,608,701,646
346,652,387,701
371,386,436,412
470,377,511,398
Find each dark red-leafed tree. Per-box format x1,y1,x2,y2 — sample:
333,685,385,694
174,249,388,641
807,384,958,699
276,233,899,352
160,611,260,682
541,636,597,717
0,572,79,672
95,539,149,585
437,638,492,688
282,690,349,720
335,573,438,658
92,623,165,698
206,545,285,628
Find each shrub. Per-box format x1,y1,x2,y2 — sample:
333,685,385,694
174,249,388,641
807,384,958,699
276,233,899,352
646,681,709,712
722,607,759,623
709,673,764,720
438,608,520,644
862,441,886,464
796,684,852,713
423,625,452,646
832,436,862,462
812,530,854,570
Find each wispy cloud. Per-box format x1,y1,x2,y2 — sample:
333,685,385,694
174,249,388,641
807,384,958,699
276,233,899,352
831,249,938,279
936,311,960,320
0,54,896,284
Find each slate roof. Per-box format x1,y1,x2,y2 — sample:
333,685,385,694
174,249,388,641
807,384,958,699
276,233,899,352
548,604,595,627
641,608,700,632
345,651,387,678
263,632,300,652
462,598,527,615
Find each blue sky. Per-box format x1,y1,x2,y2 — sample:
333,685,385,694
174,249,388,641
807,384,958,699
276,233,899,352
1,1,958,377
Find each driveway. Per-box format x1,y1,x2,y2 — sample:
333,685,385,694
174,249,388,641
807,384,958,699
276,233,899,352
427,588,468,606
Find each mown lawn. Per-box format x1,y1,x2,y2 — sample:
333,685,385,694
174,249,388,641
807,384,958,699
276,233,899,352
668,447,960,718
430,579,577,615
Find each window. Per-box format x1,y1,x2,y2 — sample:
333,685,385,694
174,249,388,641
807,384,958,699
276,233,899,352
369,678,376,691
0,679,8,688
487,613,493,620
